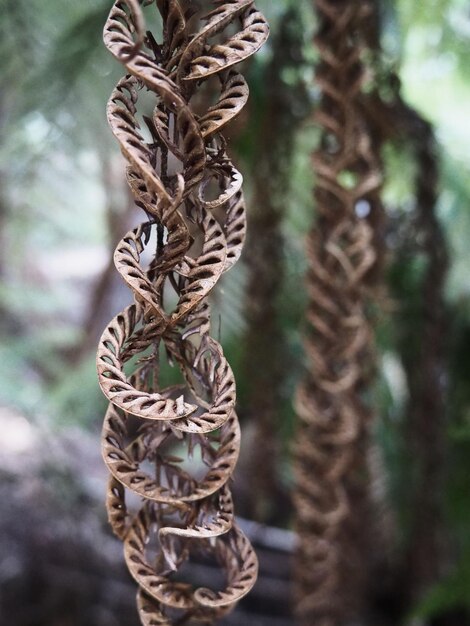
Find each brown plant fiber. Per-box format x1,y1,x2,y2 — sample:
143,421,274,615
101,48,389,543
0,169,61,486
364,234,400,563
293,1,381,624
96,2,269,624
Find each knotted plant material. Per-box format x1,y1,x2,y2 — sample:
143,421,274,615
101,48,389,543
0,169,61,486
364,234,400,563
96,2,268,623
293,1,382,624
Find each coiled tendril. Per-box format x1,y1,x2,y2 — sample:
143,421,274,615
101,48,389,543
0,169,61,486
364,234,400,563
96,1,268,623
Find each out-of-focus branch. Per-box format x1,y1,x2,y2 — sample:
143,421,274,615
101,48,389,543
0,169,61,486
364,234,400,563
241,6,310,525
73,152,134,364
359,8,450,613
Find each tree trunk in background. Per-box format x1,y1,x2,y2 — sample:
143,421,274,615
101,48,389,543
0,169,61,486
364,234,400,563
391,107,449,613
362,59,450,616
293,2,382,624
73,152,134,363
241,7,309,525
406,118,449,609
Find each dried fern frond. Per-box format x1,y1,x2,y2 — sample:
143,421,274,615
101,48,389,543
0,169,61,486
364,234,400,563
292,1,382,624
96,2,268,623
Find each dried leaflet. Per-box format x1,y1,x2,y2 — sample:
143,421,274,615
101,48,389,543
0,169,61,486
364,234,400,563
96,2,268,624
293,1,382,624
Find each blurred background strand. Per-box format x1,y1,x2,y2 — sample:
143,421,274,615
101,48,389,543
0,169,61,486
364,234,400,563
292,1,381,624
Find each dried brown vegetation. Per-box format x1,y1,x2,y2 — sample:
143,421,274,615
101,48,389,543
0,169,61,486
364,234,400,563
96,1,268,623
292,1,382,624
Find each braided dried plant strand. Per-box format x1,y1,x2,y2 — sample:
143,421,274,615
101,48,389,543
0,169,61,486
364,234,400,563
96,2,268,624
293,1,381,624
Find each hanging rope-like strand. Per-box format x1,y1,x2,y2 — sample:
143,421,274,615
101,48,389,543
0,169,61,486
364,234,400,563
96,2,268,624
293,1,381,624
